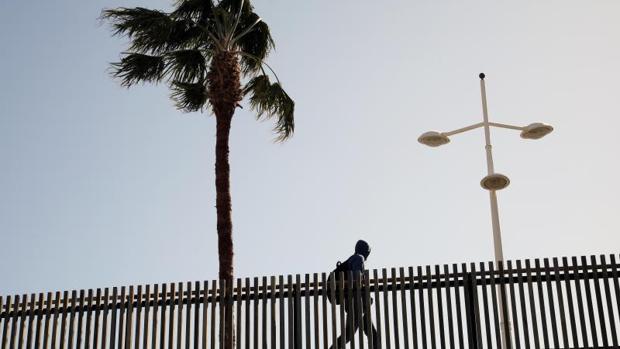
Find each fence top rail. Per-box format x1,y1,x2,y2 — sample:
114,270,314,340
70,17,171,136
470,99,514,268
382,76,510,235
1,253,618,319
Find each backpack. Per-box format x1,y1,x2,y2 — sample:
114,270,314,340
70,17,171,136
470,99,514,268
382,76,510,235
326,258,351,304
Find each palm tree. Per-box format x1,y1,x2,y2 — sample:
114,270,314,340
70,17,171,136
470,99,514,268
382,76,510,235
102,1,294,345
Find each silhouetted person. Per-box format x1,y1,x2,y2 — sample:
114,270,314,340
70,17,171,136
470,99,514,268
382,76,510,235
329,240,379,349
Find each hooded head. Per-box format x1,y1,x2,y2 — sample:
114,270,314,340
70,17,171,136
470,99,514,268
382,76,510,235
355,240,371,259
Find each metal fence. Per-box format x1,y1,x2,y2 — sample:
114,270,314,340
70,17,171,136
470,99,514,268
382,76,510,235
1,254,619,349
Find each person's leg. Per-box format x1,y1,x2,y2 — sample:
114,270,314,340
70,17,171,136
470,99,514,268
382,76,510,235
328,309,359,349
362,311,379,348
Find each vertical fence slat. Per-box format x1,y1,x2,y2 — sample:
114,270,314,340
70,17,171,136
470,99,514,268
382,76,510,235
581,256,598,346
363,270,374,349
497,261,511,349
426,266,436,349
551,258,568,348
244,278,250,349
524,260,539,349
295,275,302,349
25,294,35,349
160,283,167,349
479,263,493,349
347,271,356,349
600,255,618,347
270,276,276,349
168,282,176,349
573,256,589,347
209,280,218,349
541,259,558,348
201,282,208,349
533,260,549,348
118,286,126,349
235,279,242,349
263,277,269,349
43,292,53,349
210,280,216,349
34,293,44,349
110,288,119,349
507,261,521,349
185,282,192,349
433,265,444,349
176,282,183,349
195,281,201,349
373,270,382,349
134,285,142,349
442,265,453,349
330,272,338,349
488,262,502,349
143,285,150,349
303,275,310,349
356,272,364,349
10,295,19,349
560,257,577,348
452,264,464,349
321,273,329,349
60,291,69,349
464,263,481,349
381,269,390,349
389,268,399,349
338,271,346,349
67,291,76,349
18,294,28,349
312,274,319,349
590,255,608,347
151,284,160,349
0,296,7,349
399,267,409,349
252,277,258,349
101,289,110,349
85,290,93,349
171,282,179,349
408,267,418,349
611,255,620,331
125,286,134,349
219,280,226,349
77,290,85,349
278,276,284,349
515,261,530,349
418,266,427,349
9,295,19,349
287,276,294,349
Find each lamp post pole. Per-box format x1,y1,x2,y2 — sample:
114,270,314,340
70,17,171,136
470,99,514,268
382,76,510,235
479,73,505,263
418,73,554,349
479,73,510,347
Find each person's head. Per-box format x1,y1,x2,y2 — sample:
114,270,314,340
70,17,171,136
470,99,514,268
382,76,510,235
355,240,371,259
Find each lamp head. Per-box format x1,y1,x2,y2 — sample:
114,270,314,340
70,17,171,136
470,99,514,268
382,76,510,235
520,123,554,140
418,131,450,147
480,173,510,191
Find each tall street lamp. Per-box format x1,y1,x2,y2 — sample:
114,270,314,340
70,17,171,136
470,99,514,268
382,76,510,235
418,73,553,346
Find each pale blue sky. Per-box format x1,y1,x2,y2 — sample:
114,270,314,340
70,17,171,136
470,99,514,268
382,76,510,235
1,0,619,296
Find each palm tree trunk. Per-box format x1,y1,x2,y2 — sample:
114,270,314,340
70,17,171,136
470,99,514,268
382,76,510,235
209,51,242,349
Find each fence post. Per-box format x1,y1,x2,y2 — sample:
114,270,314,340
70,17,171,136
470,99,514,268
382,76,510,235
464,272,480,349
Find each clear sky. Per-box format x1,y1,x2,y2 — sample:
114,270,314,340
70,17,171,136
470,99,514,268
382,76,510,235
1,0,619,296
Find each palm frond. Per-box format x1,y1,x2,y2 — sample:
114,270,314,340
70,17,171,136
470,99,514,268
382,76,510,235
236,12,274,74
217,0,253,14
165,49,207,82
244,75,294,141
101,7,201,53
111,53,165,87
172,0,213,21
170,81,209,112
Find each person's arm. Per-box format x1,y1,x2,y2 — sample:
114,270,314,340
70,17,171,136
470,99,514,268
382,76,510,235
349,254,365,280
